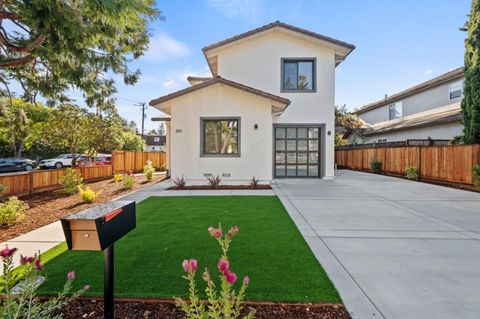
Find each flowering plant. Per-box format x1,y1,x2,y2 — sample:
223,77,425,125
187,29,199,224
0,245,88,319
176,224,255,319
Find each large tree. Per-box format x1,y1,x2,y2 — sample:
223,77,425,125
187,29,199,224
0,0,159,110
462,0,480,144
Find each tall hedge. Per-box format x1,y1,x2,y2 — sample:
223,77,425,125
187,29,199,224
462,0,480,144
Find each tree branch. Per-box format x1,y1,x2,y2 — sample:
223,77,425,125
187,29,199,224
0,55,35,67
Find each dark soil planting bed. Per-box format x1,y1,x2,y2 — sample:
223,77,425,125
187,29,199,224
61,299,351,319
166,184,272,190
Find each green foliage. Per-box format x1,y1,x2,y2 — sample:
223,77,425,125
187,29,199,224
461,0,480,144
335,105,363,130
0,98,52,157
0,247,87,318
59,168,83,195
335,133,348,146
78,186,101,204
0,196,28,226
0,1,160,109
370,159,382,174
474,164,480,190
143,160,155,182
159,163,167,172
0,184,5,202
406,166,419,180
122,131,146,151
113,174,124,182
122,173,135,190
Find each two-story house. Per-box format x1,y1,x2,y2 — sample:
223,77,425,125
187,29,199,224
149,21,355,180
346,67,464,144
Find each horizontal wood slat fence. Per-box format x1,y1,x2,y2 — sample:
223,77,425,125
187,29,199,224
0,151,166,196
336,145,480,186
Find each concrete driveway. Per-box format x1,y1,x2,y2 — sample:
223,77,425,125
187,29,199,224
273,170,480,319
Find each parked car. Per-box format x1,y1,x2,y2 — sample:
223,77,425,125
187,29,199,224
39,154,82,169
77,154,112,167
0,157,37,172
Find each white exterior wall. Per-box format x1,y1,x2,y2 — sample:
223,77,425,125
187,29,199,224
347,122,462,144
216,32,336,177
168,84,273,181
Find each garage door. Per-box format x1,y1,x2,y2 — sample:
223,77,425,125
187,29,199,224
274,126,321,178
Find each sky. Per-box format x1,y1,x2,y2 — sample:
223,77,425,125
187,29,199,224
72,0,472,132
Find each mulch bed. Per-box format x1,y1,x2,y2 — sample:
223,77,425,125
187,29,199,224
166,185,271,190
61,299,351,319
0,174,166,243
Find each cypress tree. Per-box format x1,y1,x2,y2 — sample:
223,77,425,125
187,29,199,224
462,0,480,144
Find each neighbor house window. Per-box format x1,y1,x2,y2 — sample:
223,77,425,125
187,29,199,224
201,118,239,156
282,59,315,92
448,81,463,100
388,102,403,120
154,137,160,142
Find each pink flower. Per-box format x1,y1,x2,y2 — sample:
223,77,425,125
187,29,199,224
243,276,250,285
208,227,215,236
0,246,17,258
227,226,239,238
182,259,198,273
208,226,223,239
67,271,75,281
215,229,222,239
223,270,237,284
19,255,35,265
35,258,44,271
218,258,229,273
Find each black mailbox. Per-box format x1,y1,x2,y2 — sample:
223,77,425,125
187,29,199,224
61,200,135,251
61,200,136,319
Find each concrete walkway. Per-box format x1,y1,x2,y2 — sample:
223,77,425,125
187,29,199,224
1,179,274,266
272,170,480,319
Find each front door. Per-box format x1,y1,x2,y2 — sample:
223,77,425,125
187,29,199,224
274,126,321,178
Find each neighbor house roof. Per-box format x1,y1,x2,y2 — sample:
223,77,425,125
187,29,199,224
202,21,355,75
351,102,462,137
151,114,171,122
353,67,464,115
149,76,290,113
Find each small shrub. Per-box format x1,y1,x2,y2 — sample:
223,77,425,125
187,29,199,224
370,159,382,174
0,196,28,226
474,164,480,190
173,176,186,189
176,224,255,319
0,184,5,202
207,175,221,189
59,168,83,194
122,172,135,190
249,176,259,189
78,186,101,203
406,166,419,180
144,160,155,182
0,245,88,317
159,163,167,172
113,174,124,182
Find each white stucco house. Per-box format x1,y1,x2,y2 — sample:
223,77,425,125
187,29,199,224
149,21,355,181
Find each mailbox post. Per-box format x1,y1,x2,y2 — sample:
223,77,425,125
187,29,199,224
61,201,136,319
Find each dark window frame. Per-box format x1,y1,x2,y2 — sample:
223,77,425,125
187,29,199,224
281,58,317,93
200,117,241,157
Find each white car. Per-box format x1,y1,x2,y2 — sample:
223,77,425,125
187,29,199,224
39,154,82,169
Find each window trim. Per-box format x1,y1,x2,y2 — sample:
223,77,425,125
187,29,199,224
388,101,403,121
281,58,317,93
448,80,464,101
200,117,241,157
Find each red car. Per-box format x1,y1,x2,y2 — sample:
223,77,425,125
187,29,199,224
77,154,112,167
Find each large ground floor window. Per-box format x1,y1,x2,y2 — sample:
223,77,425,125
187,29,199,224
201,118,240,156
274,126,321,177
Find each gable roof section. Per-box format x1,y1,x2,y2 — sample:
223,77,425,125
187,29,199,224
187,76,212,85
149,76,290,112
202,21,355,75
353,67,464,115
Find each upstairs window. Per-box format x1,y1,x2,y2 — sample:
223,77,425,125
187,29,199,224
448,81,463,100
282,59,315,92
388,102,403,120
201,118,240,156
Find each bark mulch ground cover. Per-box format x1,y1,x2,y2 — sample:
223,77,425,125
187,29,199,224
0,173,166,243
166,185,271,190
62,299,351,319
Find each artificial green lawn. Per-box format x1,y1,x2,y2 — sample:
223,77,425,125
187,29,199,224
38,196,341,303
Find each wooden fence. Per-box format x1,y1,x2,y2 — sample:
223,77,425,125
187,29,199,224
335,144,480,185
0,151,167,196
111,150,166,173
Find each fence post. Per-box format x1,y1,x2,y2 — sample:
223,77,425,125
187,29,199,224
29,171,33,194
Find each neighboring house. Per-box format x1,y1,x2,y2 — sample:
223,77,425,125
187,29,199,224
143,135,166,152
149,21,355,180
346,67,464,144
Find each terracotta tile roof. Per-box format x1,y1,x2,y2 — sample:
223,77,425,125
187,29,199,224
149,76,290,107
353,67,464,115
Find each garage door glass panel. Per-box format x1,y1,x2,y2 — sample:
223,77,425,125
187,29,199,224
308,166,318,176
298,140,307,151
275,128,285,139
309,152,318,164
309,128,318,139
276,140,285,151
298,128,307,139
298,166,308,176
287,128,296,139
287,153,296,164
286,166,296,176
309,140,318,151
286,140,296,151
298,152,307,164
275,165,285,176
276,152,285,164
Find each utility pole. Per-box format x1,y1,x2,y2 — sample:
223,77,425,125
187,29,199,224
138,102,147,139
